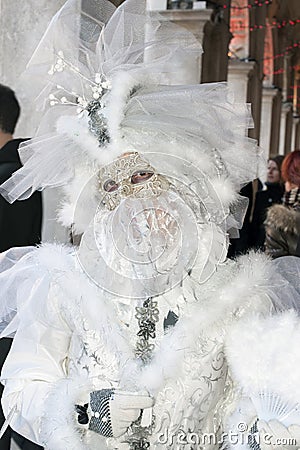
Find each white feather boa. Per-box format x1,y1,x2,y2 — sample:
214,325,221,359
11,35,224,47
40,377,109,450
224,310,300,449
134,252,274,395
35,247,275,400
55,71,148,167
225,310,300,405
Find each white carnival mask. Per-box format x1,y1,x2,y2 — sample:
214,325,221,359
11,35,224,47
98,152,170,211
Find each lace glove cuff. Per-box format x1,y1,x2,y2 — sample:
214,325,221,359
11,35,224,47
75,389,154,439
75,388,114,437
89,389,114,436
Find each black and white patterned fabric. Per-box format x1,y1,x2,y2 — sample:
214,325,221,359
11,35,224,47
76,389,115,437
88,388,115,437
248,420,261,450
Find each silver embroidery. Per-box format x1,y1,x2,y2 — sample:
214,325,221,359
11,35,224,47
86,99,110,145
135,298,159,364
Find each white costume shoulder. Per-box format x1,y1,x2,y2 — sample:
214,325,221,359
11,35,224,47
0,244,104,449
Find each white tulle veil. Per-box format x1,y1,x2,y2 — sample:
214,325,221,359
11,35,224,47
0,0,262,215
0,0,266,304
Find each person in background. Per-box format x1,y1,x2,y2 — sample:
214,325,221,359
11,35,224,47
251,155,284,250
265,150,300,258
227,179,262,258
0,83,43,450
0,84,42,253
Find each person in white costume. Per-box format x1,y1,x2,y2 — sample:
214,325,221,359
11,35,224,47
0,1,300,449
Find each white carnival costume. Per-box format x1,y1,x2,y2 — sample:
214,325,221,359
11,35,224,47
0,1,300,449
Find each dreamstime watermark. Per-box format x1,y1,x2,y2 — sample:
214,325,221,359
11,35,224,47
157,423,297,447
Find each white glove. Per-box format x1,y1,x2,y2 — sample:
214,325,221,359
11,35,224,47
76,389,154,439
258,419,300,450
109,390,154,438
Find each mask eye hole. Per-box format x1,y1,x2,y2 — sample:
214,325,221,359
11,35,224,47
131,170,154,185
103,179,119,192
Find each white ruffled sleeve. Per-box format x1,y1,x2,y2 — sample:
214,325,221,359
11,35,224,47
0,245,95,450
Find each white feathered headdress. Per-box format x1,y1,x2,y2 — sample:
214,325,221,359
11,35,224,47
0,0,262,238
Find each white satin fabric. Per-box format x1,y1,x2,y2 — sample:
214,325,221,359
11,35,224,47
0,244,287,450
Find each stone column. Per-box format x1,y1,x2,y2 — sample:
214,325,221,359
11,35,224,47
246,63,264,143
260,87,282,158
228,60,255,103
160,9,212,43
159,9,212,83
269,89,283,156
292,117,300,151
228,60,264,143
201,15,232,82
279,103,294,155
295,119,300,150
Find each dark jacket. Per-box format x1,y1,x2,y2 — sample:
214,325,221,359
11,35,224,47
264,203,300,258
251,182,284,250
0,139,42,253
227,179,263,258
